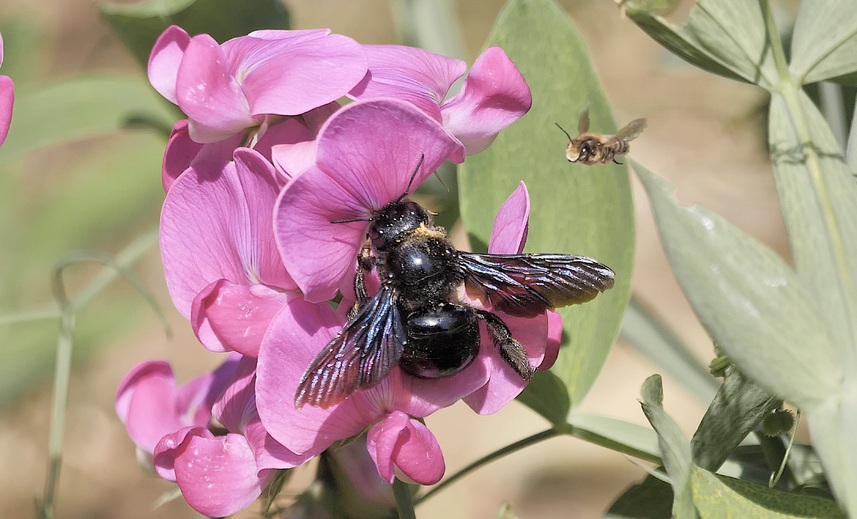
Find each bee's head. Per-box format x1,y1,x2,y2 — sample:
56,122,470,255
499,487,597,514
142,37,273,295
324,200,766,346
565,139,592,163
368,199,432,251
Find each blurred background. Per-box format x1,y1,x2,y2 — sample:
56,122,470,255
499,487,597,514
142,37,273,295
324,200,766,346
0,0,784,517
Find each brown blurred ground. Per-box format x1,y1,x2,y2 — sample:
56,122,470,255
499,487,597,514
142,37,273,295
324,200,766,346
0,0,784,518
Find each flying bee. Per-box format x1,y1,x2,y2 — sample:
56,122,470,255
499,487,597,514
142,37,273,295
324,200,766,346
295,160,615,409
556,107,647,165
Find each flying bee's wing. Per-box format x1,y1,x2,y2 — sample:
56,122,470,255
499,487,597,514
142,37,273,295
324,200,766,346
577,106,591,133
457,252,615,318
295,285,405,408
615,118,647,141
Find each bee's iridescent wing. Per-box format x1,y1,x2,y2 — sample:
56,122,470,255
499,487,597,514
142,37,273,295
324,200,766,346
615,118,647,142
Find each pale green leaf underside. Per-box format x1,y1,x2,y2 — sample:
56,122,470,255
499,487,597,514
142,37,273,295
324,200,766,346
634,162,839,410
622,0,776,87
460,0,634,410
567,414,661,462
790,0,857,86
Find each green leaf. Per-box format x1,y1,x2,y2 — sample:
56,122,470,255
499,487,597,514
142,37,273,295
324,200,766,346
768,90,857,372
99,0,290,66
621,0,777,88
691,466,845,518
606,474,673,519
516,370,570,424
621,295,719,404
804,400,857,517
789,0,857,86
567,414,661,462
639,375,696,518
0,75,175,166
691,369,780,472
634,162,839,410
460,0,633,409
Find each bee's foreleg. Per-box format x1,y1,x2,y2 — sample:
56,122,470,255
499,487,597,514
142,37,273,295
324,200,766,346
476,310,535,381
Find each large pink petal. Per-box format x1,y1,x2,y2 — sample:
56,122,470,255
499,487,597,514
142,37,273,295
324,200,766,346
463,313,548,415
191,280,290,356
176,34,255,143
276,99,462,301
116,362,187,454
175,354,240,426
540,310,563,371
161,120,202,192
366,412,445,485
0,75,13,147
441,47,532,155
166,429,272,517
488,181,529,254
160,148,291,319
148,25,190,104
348,45,466,122
256,299,374,454
228,32,367,117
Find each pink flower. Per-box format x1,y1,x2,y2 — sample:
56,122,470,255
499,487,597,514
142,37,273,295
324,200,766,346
0,32,15,147
160,147,296,356
275,98,463,303
255,298,486,485
148,26,367,143
349,45,531,154
154,357,310,517
115,355,238,456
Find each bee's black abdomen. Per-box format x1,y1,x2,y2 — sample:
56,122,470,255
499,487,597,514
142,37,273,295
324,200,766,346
400,303,480,378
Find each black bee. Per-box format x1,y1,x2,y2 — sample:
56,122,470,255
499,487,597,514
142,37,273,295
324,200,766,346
295,162,615,408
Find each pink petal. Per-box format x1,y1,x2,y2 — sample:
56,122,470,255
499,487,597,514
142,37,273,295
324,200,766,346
276,99,463,302
488,181,529,254
191,280,290,356
148,25,189,104
160,148,292,321
166,429,272,517
271,140,317,182
441,47,532,155
463,313,548,415
0,75,13,147
255,298,373,454
0,32,4,66
211,355,257,431
153,426,200,482
243,418,313,470
161,120,201,192
540,310,563,371
176,34,255,143
366,411,445,485
228,32,367,117
175,354,240,425
349,45,466,122
116,361,186,454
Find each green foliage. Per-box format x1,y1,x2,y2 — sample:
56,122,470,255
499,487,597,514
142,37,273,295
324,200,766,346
459,0,634,411
99,0,291,66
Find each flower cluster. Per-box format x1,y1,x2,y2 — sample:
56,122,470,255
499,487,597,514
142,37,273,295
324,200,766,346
0,31,15,147
117,25,556,516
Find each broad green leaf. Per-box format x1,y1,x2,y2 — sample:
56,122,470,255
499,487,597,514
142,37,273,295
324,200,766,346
0,75,175,167
691,369,780,472
768,90,857,369
606,474,673,519
621,0,776,88
460,0,633,409
691,466,845,518
516,370,569,424
634,162,839,410
804,399,857,517
639,375,696,518
621,295,719,404
567,414,661,462
789,0,857,86
99,0,290,67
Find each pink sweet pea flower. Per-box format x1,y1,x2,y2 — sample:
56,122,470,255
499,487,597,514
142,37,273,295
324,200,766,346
115,355,239,456
160,147,297,356
349,45,531,154
154,357,310,517
0,32,15,146
148,26,367,143
275,98,464,303
255,298,488,485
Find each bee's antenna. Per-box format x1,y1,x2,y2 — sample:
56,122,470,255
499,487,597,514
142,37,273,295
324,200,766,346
398,154,425,202
331,215,372,224
555,122,572,142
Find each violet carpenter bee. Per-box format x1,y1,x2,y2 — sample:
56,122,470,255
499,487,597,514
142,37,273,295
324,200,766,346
295,163,615,409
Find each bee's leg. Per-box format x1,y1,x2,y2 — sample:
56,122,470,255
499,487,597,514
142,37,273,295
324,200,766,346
475,310,535,381
349,242,375,319
612,158,624,165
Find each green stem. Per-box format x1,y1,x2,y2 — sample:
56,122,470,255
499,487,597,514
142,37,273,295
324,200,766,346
393,478,417,519
417,428,562,504
0,308,61,326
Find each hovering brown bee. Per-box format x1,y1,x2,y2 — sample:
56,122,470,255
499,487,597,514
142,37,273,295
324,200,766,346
556,107,647,165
